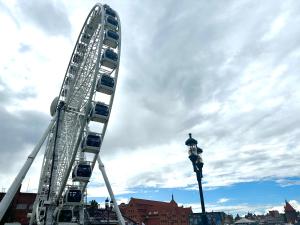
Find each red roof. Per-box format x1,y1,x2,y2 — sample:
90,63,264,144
129,197,191,211
284,200,296,212
130,197,172,206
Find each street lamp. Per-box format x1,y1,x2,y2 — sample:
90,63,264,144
105,197,113,225
185,133,208,225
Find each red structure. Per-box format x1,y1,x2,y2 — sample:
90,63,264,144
0,188,36,225
284,200,298,224
119,196,192,225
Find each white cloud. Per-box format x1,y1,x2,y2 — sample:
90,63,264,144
262,13,288,41
276,179,300,187
201,101,221,115
217,198,230,204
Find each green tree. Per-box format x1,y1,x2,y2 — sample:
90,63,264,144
90,200,98,208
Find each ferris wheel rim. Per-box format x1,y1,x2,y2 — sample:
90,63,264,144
57,4,102,106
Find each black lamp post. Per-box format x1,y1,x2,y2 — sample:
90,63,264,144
105,197,113,225
185,133,208,225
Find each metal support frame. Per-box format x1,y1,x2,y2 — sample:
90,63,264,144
97,156,125,225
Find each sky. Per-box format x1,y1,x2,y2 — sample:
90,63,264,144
0,0,300,216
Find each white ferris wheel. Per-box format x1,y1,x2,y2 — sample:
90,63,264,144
0,3,125,225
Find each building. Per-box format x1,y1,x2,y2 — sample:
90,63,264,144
257,210,286,225
234,218,258,225
86,206,137,225
224,214,234,225
119,196,193,225
284,201,298,224
189,212,226,225
0,188,36,225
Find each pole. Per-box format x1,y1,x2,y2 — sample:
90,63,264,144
0,114,57,222
97,156,125,225
196,172,206,213
196,170,208,225
107,209,110,225
185,133,208,225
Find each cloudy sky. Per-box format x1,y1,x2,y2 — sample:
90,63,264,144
0,0,300,216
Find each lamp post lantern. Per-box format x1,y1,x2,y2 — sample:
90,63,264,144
185,133,208,225
105,197,113,225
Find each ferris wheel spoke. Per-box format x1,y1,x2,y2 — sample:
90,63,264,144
68,64,97,110
67,28,102,110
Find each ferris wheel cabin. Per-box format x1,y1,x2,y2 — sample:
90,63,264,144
103,30,119,48
90,102,110,122
105,16,118,31
96,74,115,95
81,132,102,153
104,5,117,18
57,208,79,225
57,209,73,223
72,163,92,182
101,49,119,69
63,188,82,205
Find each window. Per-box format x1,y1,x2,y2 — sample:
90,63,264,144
16,203,27,209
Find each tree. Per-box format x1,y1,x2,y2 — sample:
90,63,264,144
90,200,98,208
89,200,98,217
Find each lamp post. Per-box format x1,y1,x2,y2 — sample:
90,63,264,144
105,197,113,225
185,133,208,225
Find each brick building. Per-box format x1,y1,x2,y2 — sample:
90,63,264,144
0,188,36,225
119,196,192,225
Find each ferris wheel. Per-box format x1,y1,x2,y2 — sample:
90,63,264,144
0,3,125,225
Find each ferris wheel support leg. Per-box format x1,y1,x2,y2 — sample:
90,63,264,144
97,156,125,225
0,114,57,222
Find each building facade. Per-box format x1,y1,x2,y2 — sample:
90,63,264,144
189,212,226,225
86,206,137,225
256,210,286,225
0,189,36,225
119,196,192,225
234,218,258,225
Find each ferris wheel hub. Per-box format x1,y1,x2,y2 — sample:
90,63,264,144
50,96,59,117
